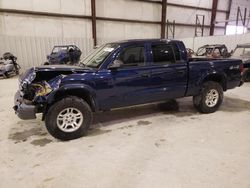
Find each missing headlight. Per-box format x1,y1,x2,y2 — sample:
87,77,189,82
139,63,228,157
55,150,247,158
32,81,52,97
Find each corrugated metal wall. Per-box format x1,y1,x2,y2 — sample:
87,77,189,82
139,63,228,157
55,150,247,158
0,36,93,71
1,33,249,73
0,0,232,39
229,0,250,27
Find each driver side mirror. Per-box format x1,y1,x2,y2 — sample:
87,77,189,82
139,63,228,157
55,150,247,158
108,60,123,70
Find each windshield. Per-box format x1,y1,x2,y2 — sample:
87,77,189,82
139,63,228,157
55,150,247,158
233,47,250,58
81,43,119,68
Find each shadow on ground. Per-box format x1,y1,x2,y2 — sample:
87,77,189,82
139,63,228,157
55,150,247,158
8,96,250,142
8,121,53,146
92,96,250,128
221,97,250,112
92,99,191,128
8,126,50,143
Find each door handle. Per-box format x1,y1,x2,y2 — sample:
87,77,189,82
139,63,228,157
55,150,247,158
140,73,151,78
177,70,185,75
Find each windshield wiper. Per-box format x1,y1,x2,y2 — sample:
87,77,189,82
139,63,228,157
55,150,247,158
78,62,87,67
78,62,94,69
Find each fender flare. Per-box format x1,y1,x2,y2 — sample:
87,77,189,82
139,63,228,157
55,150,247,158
47,83,98,111
199,72,227,90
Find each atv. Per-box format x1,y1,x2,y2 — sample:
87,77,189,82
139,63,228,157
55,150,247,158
44,45,82,65
0,52,21,78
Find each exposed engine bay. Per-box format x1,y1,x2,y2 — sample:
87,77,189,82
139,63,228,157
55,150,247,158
14,65,92,120
18,64,92,104
22,75,65,103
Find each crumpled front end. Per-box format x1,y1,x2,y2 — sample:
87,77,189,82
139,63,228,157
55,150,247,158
14,91,36,119
14,70,64,120
14,65,92,120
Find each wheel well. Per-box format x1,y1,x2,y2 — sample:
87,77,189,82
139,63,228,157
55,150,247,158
53,89,96,112
203,74,226,91
42,89,96,121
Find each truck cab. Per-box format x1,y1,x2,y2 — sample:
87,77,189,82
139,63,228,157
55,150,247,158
84,39,188,109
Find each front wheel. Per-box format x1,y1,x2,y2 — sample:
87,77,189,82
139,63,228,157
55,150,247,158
193,81,223,113
243,69,250,82
45,96,93,140
15,68,20,75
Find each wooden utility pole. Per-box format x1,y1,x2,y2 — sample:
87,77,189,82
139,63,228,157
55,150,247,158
91,0,97,46
161,0,167,38
210,0,218,36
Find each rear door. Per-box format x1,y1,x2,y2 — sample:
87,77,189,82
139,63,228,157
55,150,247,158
149,42,188,100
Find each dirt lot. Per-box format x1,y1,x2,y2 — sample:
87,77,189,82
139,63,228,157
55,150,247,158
1,77,250,188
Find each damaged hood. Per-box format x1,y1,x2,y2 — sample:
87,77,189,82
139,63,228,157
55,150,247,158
20,65,94,83
19,65,95,101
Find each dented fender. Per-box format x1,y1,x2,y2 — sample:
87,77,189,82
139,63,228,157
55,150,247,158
46,83,98,111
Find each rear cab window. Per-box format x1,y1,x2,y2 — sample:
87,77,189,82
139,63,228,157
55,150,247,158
151,43,180,65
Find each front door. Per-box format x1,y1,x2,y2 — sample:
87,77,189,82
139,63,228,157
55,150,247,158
99,44,154,109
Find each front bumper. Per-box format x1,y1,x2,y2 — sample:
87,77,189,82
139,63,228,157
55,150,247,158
13,91,36,120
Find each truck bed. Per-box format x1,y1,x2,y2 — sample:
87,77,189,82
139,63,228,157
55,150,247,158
186,58,243,96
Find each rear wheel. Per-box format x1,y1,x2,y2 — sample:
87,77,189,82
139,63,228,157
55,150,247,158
193,81,223,113
243,69,250,82
3,72,9,78
45,96,93,140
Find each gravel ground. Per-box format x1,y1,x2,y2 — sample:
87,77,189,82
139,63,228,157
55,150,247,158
0,77,250,188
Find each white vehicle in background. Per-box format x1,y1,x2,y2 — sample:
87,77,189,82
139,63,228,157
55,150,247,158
231,44,250,82
195,44,231,58
0,52,21,78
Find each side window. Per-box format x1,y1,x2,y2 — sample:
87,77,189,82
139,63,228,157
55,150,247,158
152,44,175,65
172,44,181,61
117,46,145,68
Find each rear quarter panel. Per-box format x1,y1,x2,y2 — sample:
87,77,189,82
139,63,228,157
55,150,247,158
186,59,242,96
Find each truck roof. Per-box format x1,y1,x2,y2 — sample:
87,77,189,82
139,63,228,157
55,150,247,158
113,38,180,45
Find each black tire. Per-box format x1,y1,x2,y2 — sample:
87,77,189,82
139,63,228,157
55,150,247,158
44,62,49,65
158,99,179,111
243,70,250,82
193,81,223,114
45,96,93,141
15,68,19,75
4,72,9,78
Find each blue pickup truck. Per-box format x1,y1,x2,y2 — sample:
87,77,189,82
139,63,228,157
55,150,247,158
14,39,243,140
